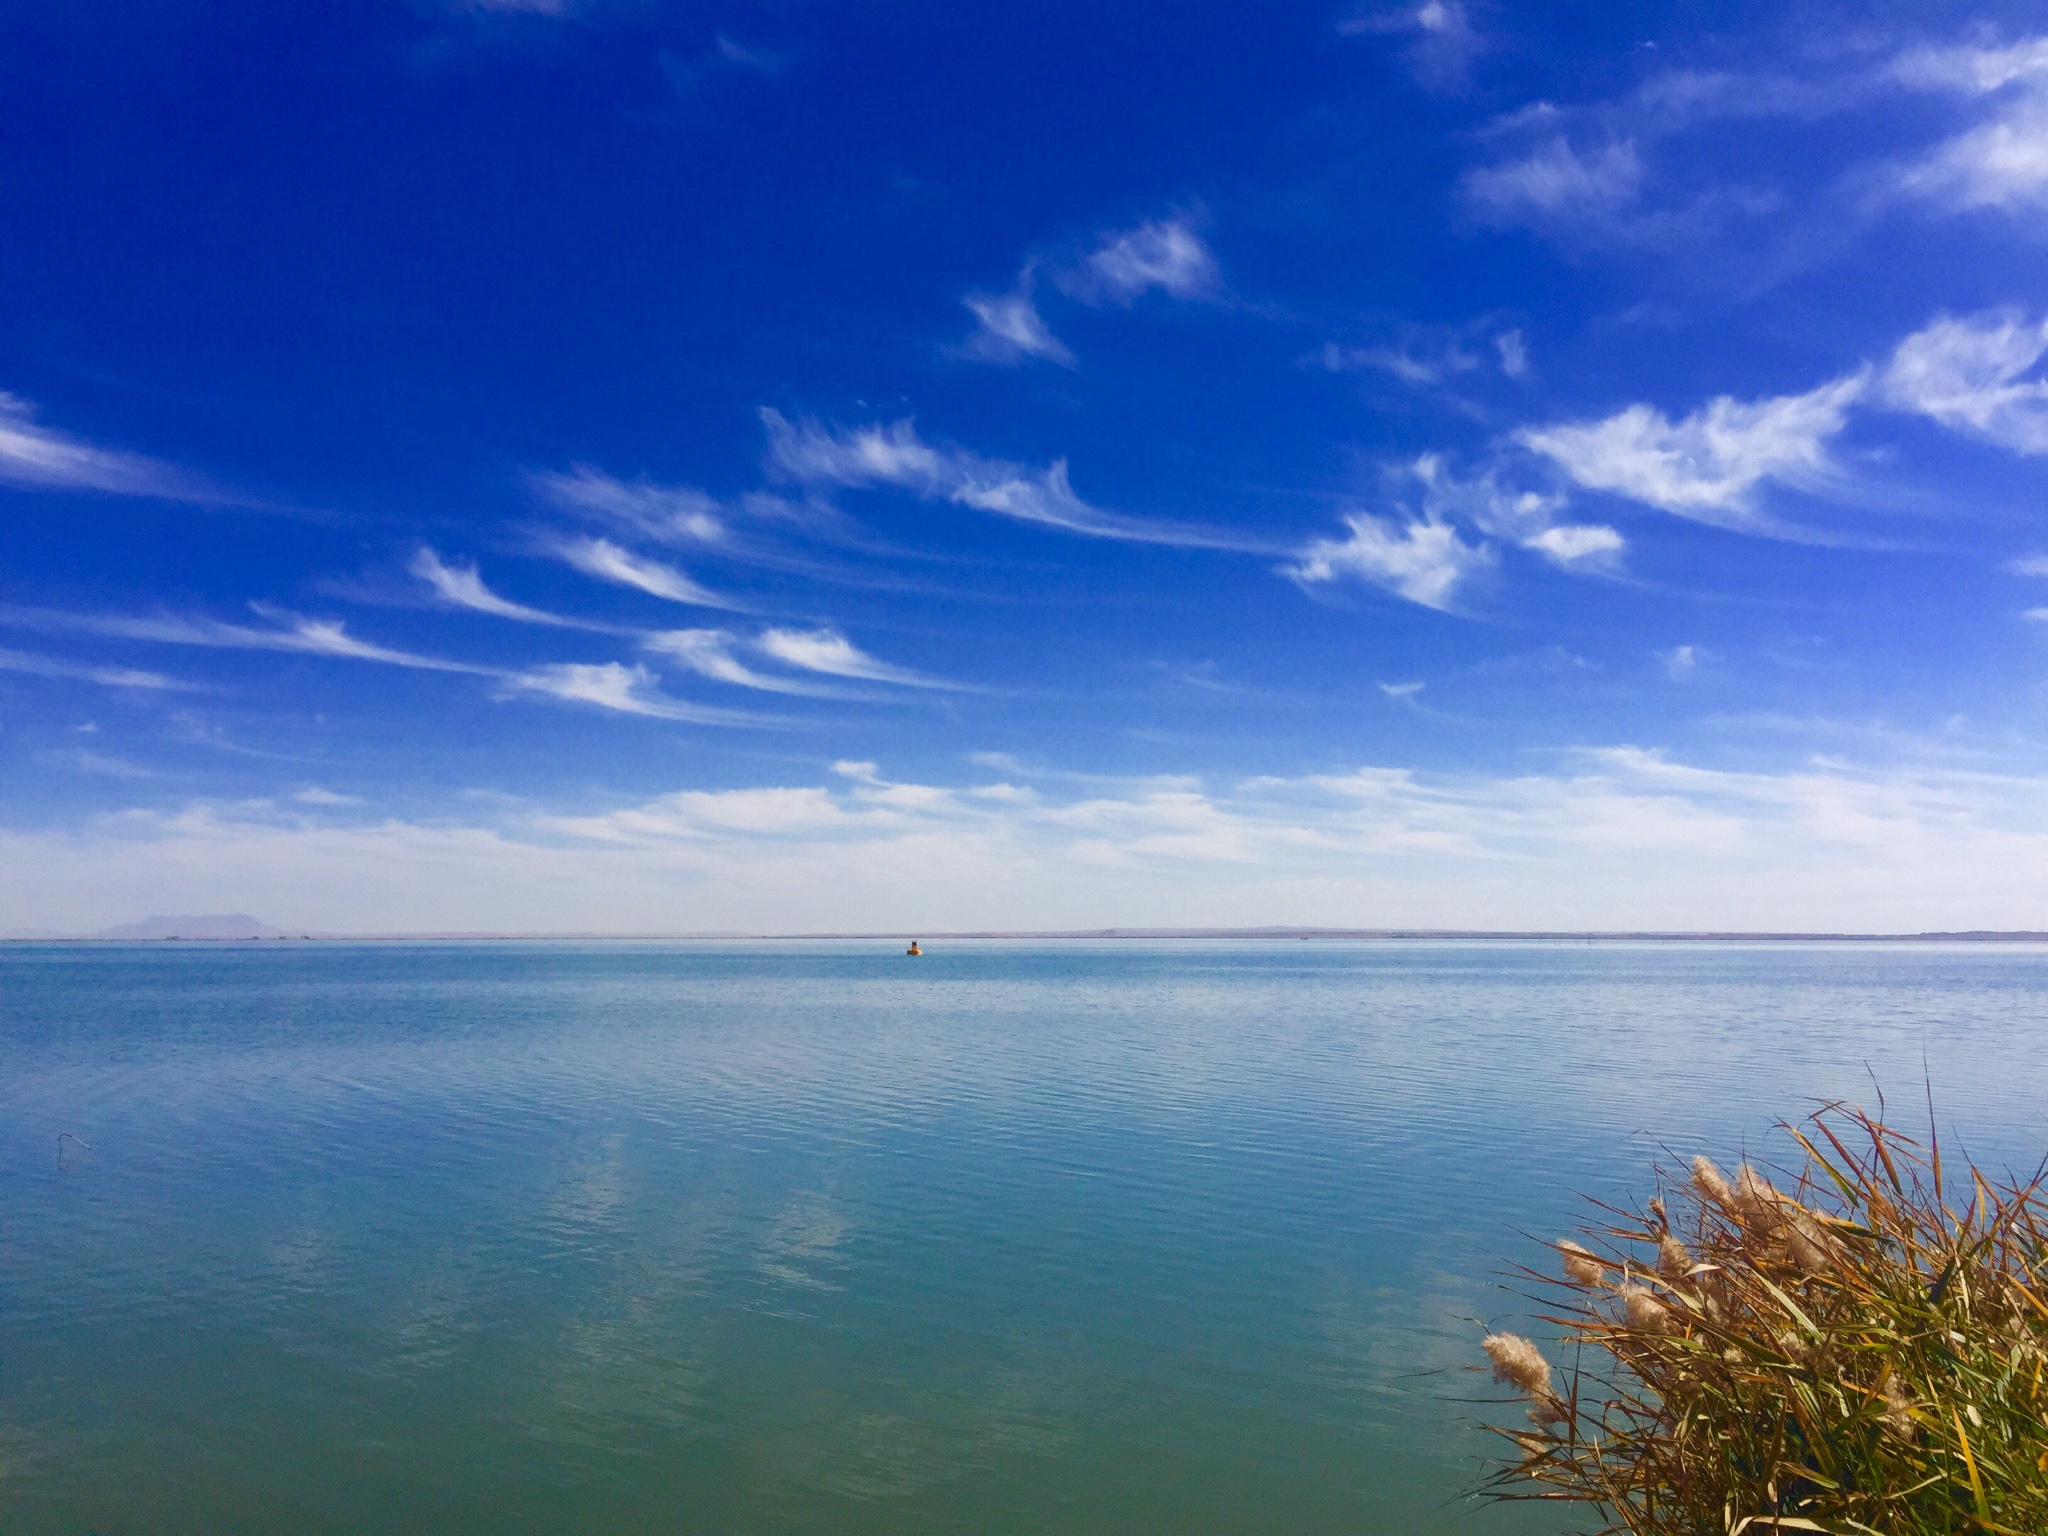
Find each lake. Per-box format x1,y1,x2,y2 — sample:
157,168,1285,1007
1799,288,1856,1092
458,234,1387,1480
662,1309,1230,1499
3,940,2045,1534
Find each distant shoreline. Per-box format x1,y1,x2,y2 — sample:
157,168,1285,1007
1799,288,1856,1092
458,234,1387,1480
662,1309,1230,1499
9,928,2048,944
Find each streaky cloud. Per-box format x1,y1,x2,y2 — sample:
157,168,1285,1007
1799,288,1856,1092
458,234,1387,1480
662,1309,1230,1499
1462,138,1645,234
552,535,738,608
1881,309,2048,453
0,646,196,691
961,287,1074,366
642,628,846,695
1407,454,1623,574
502,661,768,725
1515,373,1868,531
411,547,589,627
1286,513,1492,611
527,466,725,545
0,603,494,673
1892,37,2048,212
0,391,226,503
1340,1,1485,94
1056,219,1220,307
755,627,959,688
760,410,1273,551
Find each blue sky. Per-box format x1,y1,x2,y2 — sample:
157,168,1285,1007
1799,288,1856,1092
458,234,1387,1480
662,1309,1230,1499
6,0,2048,932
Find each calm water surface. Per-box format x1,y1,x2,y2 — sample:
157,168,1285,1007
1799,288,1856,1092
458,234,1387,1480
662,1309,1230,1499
4,940,2046,1534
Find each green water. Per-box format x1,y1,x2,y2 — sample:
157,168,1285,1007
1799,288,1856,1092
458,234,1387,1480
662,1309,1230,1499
3,940,2045,1533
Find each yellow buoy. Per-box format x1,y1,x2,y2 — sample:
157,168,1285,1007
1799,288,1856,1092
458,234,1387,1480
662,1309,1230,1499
906,940,922,956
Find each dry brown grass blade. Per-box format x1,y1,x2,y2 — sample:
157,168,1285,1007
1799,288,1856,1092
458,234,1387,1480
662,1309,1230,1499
1474,1103,2048,1536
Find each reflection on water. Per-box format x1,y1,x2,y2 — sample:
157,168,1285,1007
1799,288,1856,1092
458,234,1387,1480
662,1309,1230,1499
2,940,2044,1534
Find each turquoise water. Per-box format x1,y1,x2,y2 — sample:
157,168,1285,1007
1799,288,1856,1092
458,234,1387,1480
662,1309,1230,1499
3,940,2046,1534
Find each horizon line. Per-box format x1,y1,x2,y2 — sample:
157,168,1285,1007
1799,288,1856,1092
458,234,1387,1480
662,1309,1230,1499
10,927,2048,944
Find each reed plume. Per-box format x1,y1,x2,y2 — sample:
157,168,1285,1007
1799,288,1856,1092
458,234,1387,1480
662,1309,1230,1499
1479,1102,2048,1535
1558,1239,1605,1286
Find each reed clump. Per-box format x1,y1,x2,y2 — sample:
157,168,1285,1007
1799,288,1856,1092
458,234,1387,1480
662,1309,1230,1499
1479,1103,2048,1535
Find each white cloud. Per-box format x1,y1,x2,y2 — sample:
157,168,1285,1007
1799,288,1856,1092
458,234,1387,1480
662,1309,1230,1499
1406,454,1623,573
1463,139,1645,229
1515,373,1867,529
502,662,762,724
411,547,581,626
13,749,2048,934
2029,607,2048,623
1495,328,1530,379
962,288,1074,366
1663,644,1701,679
1892,40,2048,211
1891,39,2048,95
0,646,193,690
643,628,840,694
1287,513,1491,610
36,747,156,780
1322,321,1530,390
1524,523,1625,568
552,536,735,608
2011,554,2048,577
1379,681,1424,700
527,466,724,545
756,627,952,687
1284,454,1619,606
1903,104,2048,212
1341,1,1484,93
294,787,363,806
0,392,223,502
1322,340,1478,386
1057,220,1221,307
0,604,491,673
760,410,1268,550
1880,309,2048,452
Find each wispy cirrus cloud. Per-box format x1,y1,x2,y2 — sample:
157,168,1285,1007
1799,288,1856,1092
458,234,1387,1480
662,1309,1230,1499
1286,512,1492,610
0,646,196,691
1880,309,2048,453
761,409,1268,551
1341,1,1486,94
959,217,1216,369
1407,455,1623,573
0,603,493,673
1890,37,2048,213
1321,319,1529,388
1458,32,2048,259
1508,307,2048,533
1461,138,1649,239
756,627,956,688
642,627,851,695
961,285,1074,366
501,661,768,724
411,547,588,627
527,466,725,545
1515,373,1868,531
0,391,226,503
1284,451,1617,611
1055,219,1221,307
0,600,789,728
551,535,737,608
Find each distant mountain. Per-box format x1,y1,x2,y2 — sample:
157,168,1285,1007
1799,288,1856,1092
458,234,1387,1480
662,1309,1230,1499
95,914,288,940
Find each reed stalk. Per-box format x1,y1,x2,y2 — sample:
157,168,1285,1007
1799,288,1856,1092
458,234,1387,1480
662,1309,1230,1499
1479,1102,2048,1534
